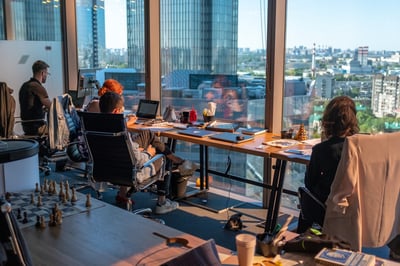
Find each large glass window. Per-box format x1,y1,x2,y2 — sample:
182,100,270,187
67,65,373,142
0,1,5,39
76,0,144,109
10,0,61,41
160,0,268,203
282,0,400,210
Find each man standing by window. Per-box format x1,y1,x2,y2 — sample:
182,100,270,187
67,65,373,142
19,60,52,135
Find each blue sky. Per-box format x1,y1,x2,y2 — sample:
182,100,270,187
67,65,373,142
286,0,400,51
105,0,400,51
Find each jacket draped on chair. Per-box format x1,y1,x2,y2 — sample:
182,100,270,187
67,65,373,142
323,132,400,251
0,82,16,138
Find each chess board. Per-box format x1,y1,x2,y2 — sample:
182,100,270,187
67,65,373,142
7,190,105,229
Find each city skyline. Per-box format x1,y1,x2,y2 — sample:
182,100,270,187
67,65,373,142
104,0,400,52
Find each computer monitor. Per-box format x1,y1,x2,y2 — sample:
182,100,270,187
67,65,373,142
77,68,98,98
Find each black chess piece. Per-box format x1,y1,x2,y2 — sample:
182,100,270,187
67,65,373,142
35,215,41,228
22,211,28,224
17,208,22,219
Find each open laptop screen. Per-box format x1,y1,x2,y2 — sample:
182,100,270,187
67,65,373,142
136,99,159,119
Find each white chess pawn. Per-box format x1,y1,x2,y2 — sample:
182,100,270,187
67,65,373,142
85,194,92,207
30,193,35,204
71,187,77,203
37,195,43,207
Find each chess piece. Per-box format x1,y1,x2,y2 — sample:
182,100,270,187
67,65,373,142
58,181,64,199
55,210,63,224
37,195,43,207
48,181,53,195
30,193,35,204
52,181,58,195
59,184,65,200
40,184,45,195
17,208,22,219
35,215,41,228
22,211,28,224
44,179,48,192
85,193,92,207
53,203,59,215
64,180,70,192
61,194,67,204
40,216,46,229
35,182,40,193
65,186,70,201
294,123,308,141
49,214,57,226
71,187,77,203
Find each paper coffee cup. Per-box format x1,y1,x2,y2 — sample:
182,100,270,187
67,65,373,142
236,233,256,266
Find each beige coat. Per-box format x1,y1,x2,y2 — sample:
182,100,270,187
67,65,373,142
323,132,400,251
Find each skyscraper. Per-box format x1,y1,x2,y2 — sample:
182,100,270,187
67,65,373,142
10,0,61,41
126,0,238,80
76,0,105,68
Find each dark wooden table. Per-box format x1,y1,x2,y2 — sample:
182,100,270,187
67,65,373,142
22,201,230,265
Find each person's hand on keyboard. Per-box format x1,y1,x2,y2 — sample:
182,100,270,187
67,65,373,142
126,114,137,127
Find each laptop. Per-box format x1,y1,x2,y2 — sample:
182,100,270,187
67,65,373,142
209,132,254,144
178,128,216,138
135,99,160,123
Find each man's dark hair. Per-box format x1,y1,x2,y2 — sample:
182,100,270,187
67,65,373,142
99,91,124,113
32,60,49,74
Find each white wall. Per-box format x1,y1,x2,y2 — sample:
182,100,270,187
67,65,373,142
0,40,64,117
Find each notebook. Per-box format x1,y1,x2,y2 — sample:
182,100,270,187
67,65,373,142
209,132,254,144
135,99,160,123
178,128,216,138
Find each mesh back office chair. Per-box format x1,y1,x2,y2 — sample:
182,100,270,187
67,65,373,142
48,94,89,174
78,111,167,199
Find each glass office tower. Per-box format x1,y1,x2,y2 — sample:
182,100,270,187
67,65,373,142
76,0,105,68
126,0,238,75
0,1,5,40
9,0,61,41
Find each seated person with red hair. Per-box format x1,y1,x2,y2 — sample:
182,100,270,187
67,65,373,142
85,78,123,113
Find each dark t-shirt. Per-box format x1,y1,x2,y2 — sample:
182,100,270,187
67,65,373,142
19,78,49,134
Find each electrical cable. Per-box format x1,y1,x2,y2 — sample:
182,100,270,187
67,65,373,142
223,147,234,222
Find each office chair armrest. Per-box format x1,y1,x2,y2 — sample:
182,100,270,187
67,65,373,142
143,154,165,166
141,154,165,176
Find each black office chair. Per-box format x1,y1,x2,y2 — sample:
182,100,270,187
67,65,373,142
49,94,90,174
297,186,326,232
78,111,167,208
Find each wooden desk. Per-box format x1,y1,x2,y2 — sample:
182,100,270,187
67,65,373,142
128,125,291,234
129,125,281,190
22,202,231,265
265,145,312,235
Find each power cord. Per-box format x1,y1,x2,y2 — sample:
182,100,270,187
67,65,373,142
223,151,235,223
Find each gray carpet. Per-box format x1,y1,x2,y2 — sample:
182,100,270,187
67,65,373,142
40,166,292,251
